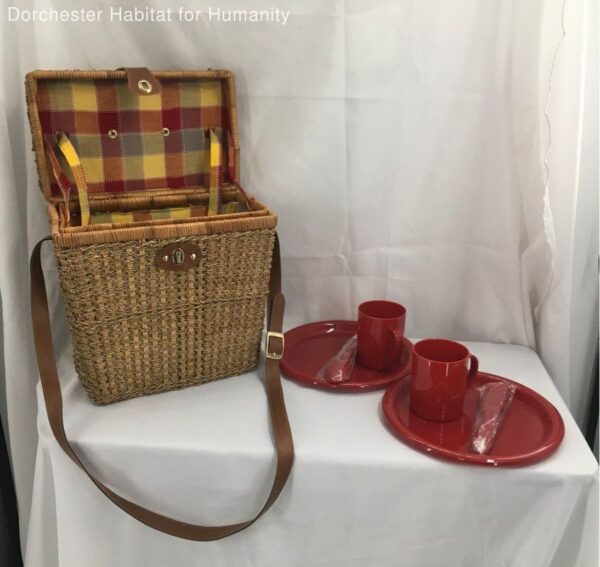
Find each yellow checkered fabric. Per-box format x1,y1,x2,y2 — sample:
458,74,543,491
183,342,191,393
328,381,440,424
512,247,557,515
48,127,226,226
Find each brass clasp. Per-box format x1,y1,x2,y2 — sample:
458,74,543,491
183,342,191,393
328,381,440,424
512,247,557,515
155,242,203,272
265,332,285,360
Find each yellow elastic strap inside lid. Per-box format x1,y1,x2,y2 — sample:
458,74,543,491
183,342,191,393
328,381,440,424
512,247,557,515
55,132,90,226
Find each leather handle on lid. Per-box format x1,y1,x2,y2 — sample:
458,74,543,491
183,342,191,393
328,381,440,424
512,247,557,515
120,67,162,96
30,235,294,541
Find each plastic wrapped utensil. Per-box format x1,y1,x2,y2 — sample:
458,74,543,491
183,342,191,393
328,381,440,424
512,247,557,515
471,381,517,454
316,335,357,384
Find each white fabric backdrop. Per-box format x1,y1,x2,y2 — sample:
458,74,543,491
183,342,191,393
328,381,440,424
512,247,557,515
0,0,596,555
537,0,599,430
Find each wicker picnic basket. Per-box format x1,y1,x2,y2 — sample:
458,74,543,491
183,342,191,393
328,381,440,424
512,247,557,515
26,68,294,540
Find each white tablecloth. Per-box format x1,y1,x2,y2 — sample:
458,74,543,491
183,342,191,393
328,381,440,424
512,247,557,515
24,340,598,567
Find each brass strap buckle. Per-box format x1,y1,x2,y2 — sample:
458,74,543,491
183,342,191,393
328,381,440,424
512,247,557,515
265,331,285,360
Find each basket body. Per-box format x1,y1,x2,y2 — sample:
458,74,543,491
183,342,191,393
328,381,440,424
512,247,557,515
54,229,274,404
27,68,278,404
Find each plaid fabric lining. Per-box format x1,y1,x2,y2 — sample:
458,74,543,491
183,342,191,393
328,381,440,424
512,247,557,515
37,78,231,196
88,201,247,225
50,126,224,225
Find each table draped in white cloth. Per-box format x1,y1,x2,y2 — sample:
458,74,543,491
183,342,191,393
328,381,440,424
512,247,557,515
24,340,597,567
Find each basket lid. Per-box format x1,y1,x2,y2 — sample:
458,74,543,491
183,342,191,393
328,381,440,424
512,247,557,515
25,68,240,203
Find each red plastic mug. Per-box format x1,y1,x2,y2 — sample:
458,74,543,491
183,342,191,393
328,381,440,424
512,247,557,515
357,300,406,371
410,339,478,422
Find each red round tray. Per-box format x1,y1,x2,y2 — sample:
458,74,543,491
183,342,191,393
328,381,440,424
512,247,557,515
382,372,564,466
281,320,412,391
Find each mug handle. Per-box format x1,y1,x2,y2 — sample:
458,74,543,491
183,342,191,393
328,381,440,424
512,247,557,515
467,354,479,383
388,328,405,363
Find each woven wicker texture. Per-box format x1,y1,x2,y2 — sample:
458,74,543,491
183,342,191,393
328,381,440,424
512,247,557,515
27,69,276,405
54,229,275,404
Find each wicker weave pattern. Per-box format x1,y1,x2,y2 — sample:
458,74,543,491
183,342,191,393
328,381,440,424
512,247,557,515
28,69,277,405
55,229,275,403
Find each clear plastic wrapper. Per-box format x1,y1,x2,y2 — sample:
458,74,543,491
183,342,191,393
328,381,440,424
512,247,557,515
471,381,517,454
316,335,357,384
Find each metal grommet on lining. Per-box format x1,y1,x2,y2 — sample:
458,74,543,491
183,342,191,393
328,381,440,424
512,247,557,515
107,129,118,139
138,79,153,94
161,127,170,137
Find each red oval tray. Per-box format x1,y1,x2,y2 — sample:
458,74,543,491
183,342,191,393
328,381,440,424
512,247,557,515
382,372,564,466
281,320,412,392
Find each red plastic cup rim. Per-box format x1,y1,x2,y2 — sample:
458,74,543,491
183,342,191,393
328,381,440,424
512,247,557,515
413,338,470,364
358,300,406,320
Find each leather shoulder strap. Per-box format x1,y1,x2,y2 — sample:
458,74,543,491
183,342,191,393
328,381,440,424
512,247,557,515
30,235,294,541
